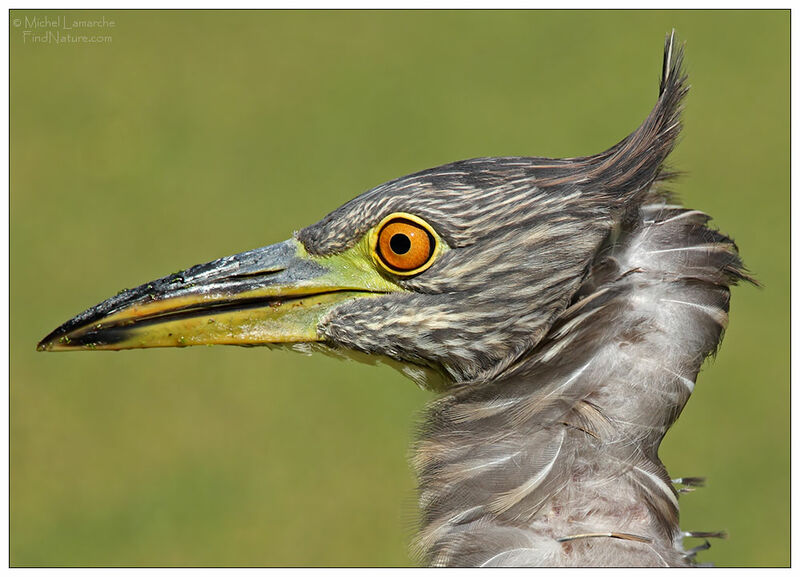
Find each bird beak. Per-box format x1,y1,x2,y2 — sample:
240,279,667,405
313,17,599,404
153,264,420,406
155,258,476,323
37,237,400,352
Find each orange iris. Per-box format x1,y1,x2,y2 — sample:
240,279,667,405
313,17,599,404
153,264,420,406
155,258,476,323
377,219,433,272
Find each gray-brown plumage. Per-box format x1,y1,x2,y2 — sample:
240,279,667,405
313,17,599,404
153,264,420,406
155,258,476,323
39,32,748,567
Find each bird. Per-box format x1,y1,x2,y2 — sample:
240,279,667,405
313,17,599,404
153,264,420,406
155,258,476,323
38,32,749,567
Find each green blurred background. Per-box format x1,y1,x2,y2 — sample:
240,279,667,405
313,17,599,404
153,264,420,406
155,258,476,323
10,10,788,567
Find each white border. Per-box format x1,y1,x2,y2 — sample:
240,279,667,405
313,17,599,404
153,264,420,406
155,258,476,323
3,5,793,575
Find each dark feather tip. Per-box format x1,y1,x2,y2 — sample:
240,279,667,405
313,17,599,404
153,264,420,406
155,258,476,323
672,476,706,487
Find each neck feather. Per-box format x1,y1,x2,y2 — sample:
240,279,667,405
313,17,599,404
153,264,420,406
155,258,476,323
413,201,747,567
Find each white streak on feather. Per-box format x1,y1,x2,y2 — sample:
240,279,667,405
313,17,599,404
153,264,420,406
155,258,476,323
661,366,696,393
511,361,592,424
634,465,680,510
644,244,730,255
489,435,564,514
660,298,728,327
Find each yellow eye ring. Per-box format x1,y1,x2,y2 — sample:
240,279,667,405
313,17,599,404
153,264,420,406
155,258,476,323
370,213,440,276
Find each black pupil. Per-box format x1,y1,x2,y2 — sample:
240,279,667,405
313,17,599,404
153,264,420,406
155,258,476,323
390,233,411,255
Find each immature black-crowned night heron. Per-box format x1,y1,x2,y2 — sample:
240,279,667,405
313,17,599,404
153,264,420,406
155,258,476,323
39,33,748,567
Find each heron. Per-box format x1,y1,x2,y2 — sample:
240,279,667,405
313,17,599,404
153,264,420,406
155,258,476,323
38,33,748,567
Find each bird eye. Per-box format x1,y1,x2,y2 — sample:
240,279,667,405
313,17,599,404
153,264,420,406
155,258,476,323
372,213,439,276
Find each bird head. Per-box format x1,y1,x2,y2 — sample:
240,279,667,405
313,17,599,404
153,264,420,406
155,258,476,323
38,36,687,390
